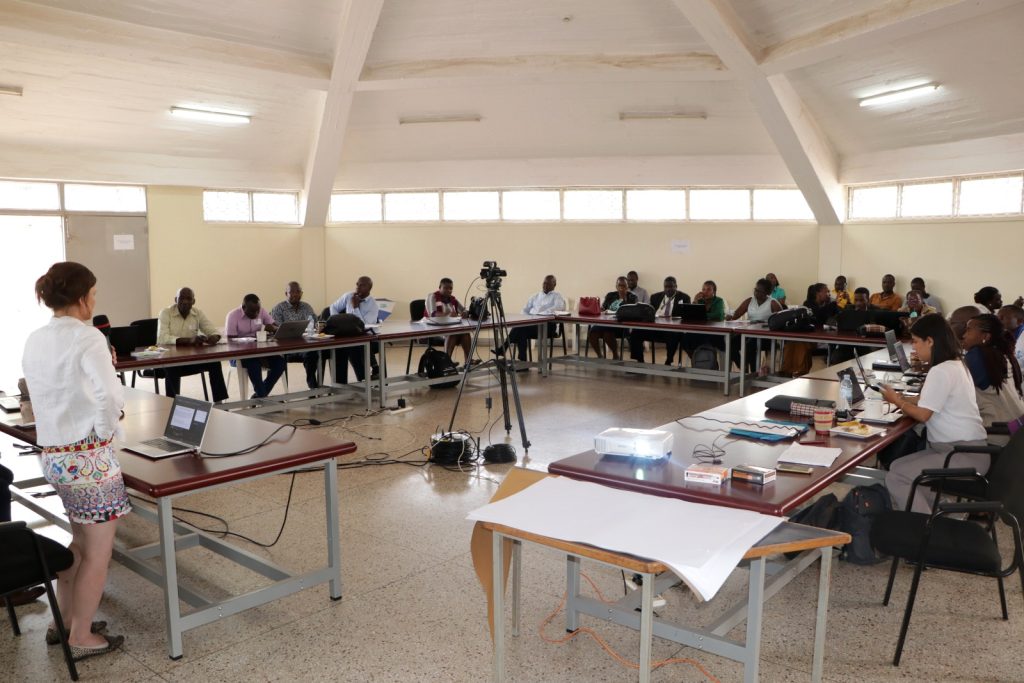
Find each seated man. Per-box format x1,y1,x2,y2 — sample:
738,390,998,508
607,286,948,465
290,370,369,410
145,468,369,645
629,276,690,365
225,294,285,398
156,287,229,402
869,274,902,311
506,274,565,365
271,281,321,389
329,276,381,383
852,286,871,311
910,277,941,314
626,270,650,304
426,277,473,366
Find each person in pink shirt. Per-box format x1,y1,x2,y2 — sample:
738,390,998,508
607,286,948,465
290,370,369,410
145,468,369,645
225,294,285,398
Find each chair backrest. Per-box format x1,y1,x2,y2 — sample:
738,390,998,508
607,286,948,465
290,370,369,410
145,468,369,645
129,318,159,346
989,428,1024,524
108,325,140,357
320,306,331,321
0,521,74,592
410,299,426,321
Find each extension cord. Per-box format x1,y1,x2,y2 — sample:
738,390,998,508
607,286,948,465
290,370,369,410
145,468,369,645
624,576,668,609
389,405,413,414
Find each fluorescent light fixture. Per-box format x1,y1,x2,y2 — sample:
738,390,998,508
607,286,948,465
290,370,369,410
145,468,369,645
0,85,23,97
619,110,707,121
398,114,482,125
859,83,940,107
170,106,251,124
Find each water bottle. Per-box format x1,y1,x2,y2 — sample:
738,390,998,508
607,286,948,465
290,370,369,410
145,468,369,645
837,374,853,419
305,315,315,336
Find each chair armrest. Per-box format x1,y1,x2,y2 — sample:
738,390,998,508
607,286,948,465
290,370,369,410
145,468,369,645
921,467,978,477
951,444,1001,455
937,501,1003,514
986,423,1010,436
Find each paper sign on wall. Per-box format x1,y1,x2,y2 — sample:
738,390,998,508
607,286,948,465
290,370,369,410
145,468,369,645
671,239,690,254
113,234,135,251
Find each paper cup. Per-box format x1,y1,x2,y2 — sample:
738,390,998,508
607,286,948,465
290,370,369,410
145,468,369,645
813,407,835,434
256,330,268,342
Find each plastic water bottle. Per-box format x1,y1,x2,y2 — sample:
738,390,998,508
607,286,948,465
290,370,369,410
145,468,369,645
305,315,315,336
838,374,853,418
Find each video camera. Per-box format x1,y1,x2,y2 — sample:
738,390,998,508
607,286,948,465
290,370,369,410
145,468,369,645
480,260,507,290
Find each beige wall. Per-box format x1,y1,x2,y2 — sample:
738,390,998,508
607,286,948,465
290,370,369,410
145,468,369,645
146,186,305,324
840,218,1024,313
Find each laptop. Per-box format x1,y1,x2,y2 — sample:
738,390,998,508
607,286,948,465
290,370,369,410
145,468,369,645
836,309,872,332
872,330,903,371
836,367,865,405
272,320,308,340
678,304,708,322
123,395,212,458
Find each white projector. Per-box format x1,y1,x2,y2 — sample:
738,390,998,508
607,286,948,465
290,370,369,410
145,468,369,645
594,428,673,459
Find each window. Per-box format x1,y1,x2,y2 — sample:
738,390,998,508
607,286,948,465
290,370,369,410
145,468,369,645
625,190,686,220
203,191,250,222
563,190,622,220
384,192,440,221
958,175,1024,216
689,189,750,220
442,191,499,221
63,184,146,212
0,180,60,210
501,190,560,220
899,182,952,218
330,193,382,222
752,189,813,220
252,192,298,223
849,185,897,219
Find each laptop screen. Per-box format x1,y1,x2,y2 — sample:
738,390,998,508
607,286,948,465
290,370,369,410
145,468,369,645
163,395,212,447
884,329,899,361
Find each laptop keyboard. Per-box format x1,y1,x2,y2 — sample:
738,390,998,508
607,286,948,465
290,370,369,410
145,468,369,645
142,437,185,452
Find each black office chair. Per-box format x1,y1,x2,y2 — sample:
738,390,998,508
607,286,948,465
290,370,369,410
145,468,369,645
405,299,444,373
525,322,569,362
870,428,1024,666
130,318,209,400
1,521,78,680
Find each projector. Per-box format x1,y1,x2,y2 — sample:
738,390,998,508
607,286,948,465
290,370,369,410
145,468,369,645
594,428,673,460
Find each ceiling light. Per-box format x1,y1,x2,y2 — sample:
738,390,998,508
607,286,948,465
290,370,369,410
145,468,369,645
618,110,707,121
0,85,23,97
170,106,251,124
398,114,482,125
859,83,940,107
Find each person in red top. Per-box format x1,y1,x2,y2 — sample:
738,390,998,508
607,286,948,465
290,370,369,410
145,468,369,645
425,278,473,365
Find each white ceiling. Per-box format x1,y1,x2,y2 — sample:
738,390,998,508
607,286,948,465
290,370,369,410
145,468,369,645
0,0,1022,219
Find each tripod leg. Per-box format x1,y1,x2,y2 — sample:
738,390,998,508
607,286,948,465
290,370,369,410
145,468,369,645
497,358,512,434
447,319,486,434
506,363,531,450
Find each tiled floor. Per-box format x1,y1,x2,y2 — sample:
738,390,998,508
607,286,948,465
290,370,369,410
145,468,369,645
4,346,1023,682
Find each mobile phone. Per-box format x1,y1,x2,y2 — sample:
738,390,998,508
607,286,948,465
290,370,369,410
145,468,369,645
776,464,814,475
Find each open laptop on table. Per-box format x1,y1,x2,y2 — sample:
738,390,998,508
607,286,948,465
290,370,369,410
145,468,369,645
678,304,708,322
272,320,309,340
848,351,905,423
123,395,212,458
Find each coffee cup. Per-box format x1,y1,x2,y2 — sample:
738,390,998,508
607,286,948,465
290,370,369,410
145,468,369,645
813,407,835,434
256,330,268,342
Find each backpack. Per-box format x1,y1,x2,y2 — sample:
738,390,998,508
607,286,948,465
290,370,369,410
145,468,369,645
615,303,656,323
468,296,489,321
768,307,815,332
322,313,365,337
691,344,719,370
785,493,839,558
839,484,892,564
417,348,460,388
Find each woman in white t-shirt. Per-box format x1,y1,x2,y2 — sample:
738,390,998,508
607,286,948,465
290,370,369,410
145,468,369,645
881,314,987,513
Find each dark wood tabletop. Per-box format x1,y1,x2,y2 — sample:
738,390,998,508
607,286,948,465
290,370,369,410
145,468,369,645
562,314,753,334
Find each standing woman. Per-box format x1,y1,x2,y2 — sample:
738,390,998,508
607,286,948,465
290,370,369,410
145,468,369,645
22,262,126,658
881,314,987,514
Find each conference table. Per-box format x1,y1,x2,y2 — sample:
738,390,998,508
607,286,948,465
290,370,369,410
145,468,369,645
1,388,355,659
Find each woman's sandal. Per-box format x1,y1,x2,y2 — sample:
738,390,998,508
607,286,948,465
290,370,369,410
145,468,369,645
45,620,107,646
70,634,124,661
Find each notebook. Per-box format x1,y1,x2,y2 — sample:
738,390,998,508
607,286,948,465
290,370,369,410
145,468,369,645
123,395,212,458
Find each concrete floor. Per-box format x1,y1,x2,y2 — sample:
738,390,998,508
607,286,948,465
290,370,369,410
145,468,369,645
3,345,1022,682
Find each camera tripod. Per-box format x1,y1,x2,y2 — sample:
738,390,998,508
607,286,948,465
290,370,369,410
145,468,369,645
447,283,530,450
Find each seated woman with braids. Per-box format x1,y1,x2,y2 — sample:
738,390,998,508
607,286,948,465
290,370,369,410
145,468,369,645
960,313,1024,445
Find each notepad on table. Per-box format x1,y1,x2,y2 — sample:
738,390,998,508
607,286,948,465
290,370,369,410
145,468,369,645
777,443,842,468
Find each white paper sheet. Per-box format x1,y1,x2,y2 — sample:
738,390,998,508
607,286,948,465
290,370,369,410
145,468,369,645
777,443,841,467
467,477,782,601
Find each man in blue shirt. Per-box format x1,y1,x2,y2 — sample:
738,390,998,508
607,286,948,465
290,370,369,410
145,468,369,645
329,276,380,382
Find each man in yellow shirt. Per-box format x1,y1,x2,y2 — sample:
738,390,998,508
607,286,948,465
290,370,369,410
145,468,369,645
870,274,902,311
156,287,229,402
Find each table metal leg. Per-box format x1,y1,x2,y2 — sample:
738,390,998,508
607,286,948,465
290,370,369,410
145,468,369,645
723,333,732,396
325,457,342,600
812,548,832,683
744,557,766,683
565,555,581,632
363,341,372,411
538,323,548,377
639,571,654,683
511,540,521,637
379,343,388,408
739,334,748,396
158,497,184,660
492,532,505,682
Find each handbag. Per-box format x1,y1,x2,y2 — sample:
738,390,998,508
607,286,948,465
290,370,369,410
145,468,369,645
322,313,365,337
768,307,814,332
578,296,601,316
615,303,655,323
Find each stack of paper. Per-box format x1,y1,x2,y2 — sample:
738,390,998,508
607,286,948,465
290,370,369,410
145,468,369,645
777,443,842,467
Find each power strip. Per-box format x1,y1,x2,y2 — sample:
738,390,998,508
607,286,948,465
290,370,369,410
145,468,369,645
389,405,413,415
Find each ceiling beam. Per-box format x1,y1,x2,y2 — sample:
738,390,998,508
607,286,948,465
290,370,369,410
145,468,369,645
0,0,330,90
671,0,843,225
301,0,384,228
760,0,1024,75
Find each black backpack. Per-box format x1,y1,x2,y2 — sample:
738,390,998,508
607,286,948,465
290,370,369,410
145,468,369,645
615,303,656,323
768,307,815,332
691,344,719,370
417,348,460,388
322,313,365,337
840,484,892,564
785,493,840,558
468,297,489,321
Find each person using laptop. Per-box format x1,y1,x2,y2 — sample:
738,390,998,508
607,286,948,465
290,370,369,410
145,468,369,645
21,261,126,658
506,274,566,366
225,294,284,398
157,287,230,403
852,286,871,311
424,277,473,366
681,280,727,362
271,281,321,390
960,314,1024,445
880,314,987,514
727,278,782,372
870,274,902,311
629,276,690,364
588,276,636,360
329,276,381,382
626,270,650,305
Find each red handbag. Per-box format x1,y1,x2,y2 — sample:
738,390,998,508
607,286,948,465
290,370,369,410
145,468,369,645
578,296,601,316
